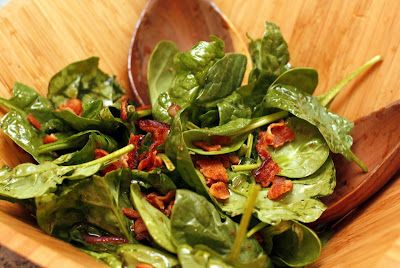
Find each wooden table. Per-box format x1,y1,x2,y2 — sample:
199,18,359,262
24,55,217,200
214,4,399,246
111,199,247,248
0,0,399,267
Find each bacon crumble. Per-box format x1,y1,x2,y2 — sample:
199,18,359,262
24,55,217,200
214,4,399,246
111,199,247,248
193,141,221,152
83,235,128,244
120,96,129,121
59,98,83,116
267,177,293,200
209,182,230,200
43,134,58,144
27,114,41,130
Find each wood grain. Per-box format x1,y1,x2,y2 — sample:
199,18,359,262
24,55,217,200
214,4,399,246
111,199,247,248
0,0,399,267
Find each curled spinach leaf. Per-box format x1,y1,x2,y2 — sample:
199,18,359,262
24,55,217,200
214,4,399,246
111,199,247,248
268,117,329,178
264,84,367,171
271,67,318,95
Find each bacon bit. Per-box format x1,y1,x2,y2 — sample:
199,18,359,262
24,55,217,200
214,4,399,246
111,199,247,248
127,134,143,169
136,104,152,111
211,135,232,146
253,156,281,188
59,98,83,116
209,182,230,200
167,103,181,117
196,159,228,183
83,235,128,244
120,96,129,121
164,200,175,217
267,177,293,200
122,208,141,220
133,217,149,241
146,191,176,216
138,120,170,151
228,154,240,165
95,149,129,174
42,134,58,144
193,141,221,152
27,114,41,130
136,264,154,268
137,150,163,171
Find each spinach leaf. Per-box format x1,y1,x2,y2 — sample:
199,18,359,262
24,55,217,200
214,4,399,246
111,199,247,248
35,181,86,235
81,99,104,118
264,84,367,171
83,250,123,268
131,169,176,195
183,111,287,155
48,57,124,107
38,130,118,155
80,169,134,241
195,54,247,103
148,41,179,106
0,144,133,199
268,117,329,178
260,221,321,267
130,183,176,253
117,244,179,268
171,190,267,266
217,92,252,125
248,21,290,82
152,92,174,123
177,245,233,268
0,110,53,163
271,67,318,95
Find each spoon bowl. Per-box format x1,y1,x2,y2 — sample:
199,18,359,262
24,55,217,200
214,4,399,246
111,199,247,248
128,0,248,106
318,100,400,224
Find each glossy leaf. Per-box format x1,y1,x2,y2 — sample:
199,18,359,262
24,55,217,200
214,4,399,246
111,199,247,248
131,169,176,195
271,67,318,95
83,250,123,268
117,244,179,268
268,117,329,178
130,183,176,253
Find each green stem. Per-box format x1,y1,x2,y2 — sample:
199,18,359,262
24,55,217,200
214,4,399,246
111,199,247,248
235,111,288,137
247,222,268,238
72,144,134,168
318,55,382,107
186,121,200,130
137,108,152,118
231,163,261,172
348,150,368,172
245,133,254,159
227,184,261,263
157,153,175,171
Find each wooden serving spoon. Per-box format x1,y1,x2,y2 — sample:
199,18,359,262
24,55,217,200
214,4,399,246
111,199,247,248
128,0,400,225
128,0,248,106
318,100,400,224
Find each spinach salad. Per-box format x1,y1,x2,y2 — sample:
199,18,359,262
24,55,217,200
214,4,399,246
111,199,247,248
0,22,380,268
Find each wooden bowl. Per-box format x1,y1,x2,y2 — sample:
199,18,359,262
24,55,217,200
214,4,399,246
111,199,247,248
0,0,399,267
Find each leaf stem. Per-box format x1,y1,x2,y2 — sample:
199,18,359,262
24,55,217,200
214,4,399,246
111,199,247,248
186,121,200,130
137,108,152,118
245,133,254,159
348,150,368,172
72,144,134,168
231,163,261,172
247,222,268,238
227,184,261,263
157,153,175,171
235,111,288,137
318,55,382,107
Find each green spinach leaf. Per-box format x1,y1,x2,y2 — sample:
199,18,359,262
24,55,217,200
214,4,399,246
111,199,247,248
268,117,329,178
83,250,123,268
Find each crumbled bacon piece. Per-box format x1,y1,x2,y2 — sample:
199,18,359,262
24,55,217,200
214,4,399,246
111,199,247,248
228,154,240,165
193,141,221,152
136,104,152,111
209,182,230,200
146,191,175,216
43,134,58,144
267,177,293,200
95,149,129,174
120,96,129,121
59,98,83,116
164,200,175,217
138,120,170,151
137,150,163,171
136,264,154,268
127,134,143,169
211,135,232,146
133,217,149,241
167,103,181,117
27,114,41,130
83,235,128,244
253,156,281,188
196,159,228,183
122,208,141,220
